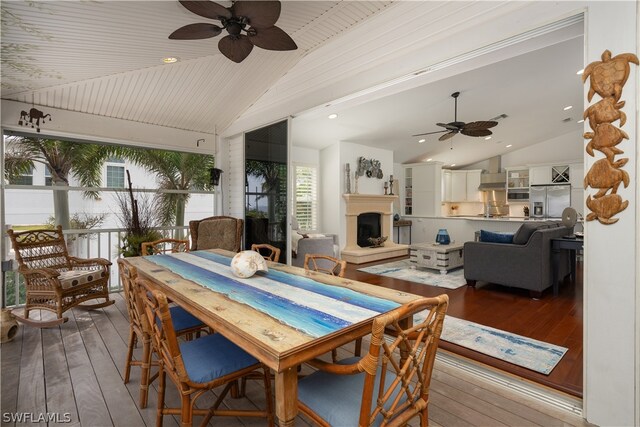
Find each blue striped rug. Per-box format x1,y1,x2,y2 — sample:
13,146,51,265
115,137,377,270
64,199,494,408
415,312,568,375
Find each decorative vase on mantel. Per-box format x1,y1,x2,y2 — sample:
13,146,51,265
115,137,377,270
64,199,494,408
435,229,450,245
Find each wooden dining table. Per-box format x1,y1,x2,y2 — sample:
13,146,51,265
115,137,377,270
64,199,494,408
123,249,422,426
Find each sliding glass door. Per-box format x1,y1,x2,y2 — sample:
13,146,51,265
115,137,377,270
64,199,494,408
244,120,288,255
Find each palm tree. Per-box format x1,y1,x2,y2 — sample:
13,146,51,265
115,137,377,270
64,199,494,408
4,136,110,229
122,149,215,233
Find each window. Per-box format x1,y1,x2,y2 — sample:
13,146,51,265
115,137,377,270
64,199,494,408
45,167,53,186
106,165,125,188
294,164,318,231
9,166,34,185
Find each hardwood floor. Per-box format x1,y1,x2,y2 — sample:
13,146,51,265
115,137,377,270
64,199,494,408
345,257,584,398
1,293,591,427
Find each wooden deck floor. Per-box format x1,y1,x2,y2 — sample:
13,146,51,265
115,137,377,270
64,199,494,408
1,293,592,427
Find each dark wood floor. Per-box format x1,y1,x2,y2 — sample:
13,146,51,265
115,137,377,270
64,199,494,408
1,293,591,427
345,257,583,398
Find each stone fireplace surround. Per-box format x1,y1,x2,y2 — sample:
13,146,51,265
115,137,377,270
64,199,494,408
341,194,409,264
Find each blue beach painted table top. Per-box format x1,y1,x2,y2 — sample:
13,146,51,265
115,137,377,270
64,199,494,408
126,249,420,358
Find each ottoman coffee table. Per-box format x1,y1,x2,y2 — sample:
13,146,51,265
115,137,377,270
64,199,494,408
409,242,464,274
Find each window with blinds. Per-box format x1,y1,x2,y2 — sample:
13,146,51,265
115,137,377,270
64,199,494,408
295,164,318,231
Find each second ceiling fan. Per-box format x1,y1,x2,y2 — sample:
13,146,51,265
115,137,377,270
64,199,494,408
413,92,498,141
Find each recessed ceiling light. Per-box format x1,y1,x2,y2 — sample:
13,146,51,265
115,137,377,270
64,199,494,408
484,136,492,140
506,144,513,148
163,57,178,64
563,105,573,111
576,68,584,75
328,113,338,119
577,119,585,124
450,164,456,167
418,139,425,143
426,158,432,162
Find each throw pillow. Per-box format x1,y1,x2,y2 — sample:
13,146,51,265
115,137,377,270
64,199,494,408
479,230,514,244
512,222,543,245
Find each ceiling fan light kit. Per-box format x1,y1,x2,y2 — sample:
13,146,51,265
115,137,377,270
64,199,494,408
412,91,498,141
170,0,297,63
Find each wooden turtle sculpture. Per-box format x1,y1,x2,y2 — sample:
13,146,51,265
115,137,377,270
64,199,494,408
584,98,626,130
584,122,629,161
584,158,629,198
582,50,639,101
586,193,628,225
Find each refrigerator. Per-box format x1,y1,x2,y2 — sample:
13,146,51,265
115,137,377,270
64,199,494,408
530,184,571,218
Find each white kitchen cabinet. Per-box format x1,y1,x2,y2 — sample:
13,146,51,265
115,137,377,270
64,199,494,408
466,170,482,202
529,166,552,185
441,169,482,202
450,171,467,202
441,170,452,202
403,163,442,216
569,163,584,189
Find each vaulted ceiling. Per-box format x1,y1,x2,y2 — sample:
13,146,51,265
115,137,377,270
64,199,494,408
1,1,394,134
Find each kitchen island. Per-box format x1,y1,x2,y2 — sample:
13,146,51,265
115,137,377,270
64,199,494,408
395,215,581,245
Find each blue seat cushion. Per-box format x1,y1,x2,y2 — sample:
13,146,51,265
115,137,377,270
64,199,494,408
479,230,514,244
298,357,405,427
179,333,259,384
168,305,204,332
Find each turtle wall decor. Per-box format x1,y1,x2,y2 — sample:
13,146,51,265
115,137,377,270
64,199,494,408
582,49,638,225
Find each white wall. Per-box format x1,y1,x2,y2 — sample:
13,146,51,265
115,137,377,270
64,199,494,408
319,143,340,238
291,146,320,165
582,2,638,425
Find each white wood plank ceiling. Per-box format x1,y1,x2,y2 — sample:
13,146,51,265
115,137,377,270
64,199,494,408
1,1,394,134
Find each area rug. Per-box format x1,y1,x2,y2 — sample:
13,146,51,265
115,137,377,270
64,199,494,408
414,312,568,375
357,259,466,290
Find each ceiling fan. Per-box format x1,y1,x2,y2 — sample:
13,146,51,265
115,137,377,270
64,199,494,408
412,91,498,141
169,0,297,63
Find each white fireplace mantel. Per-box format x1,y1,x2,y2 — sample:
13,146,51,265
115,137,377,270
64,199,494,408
341,193,408,264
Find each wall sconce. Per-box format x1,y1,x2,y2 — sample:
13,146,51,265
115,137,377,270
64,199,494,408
210,168,223,187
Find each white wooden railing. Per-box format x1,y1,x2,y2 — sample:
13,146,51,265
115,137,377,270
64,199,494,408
3,225,189,308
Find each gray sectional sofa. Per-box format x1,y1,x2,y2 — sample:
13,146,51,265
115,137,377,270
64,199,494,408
463,221,572,297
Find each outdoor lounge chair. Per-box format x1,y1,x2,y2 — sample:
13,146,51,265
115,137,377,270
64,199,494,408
7,225,113,327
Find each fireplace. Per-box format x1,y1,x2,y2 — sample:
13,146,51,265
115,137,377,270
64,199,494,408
357,213,381,247
341,194,408,264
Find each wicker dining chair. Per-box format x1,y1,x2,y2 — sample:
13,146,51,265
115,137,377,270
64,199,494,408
251,243,281,263
141,238,189,256
304,254,352,361
118,259,207,408
303,254,347,277
135,278,274,427
189,216,243,252
297,294,449,427
7,225,113,327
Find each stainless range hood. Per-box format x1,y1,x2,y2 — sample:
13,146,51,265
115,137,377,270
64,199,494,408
478,156,506,190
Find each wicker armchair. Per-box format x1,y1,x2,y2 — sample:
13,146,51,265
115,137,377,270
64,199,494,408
297,295,449,427
303,254,346,277
251,243,281,263
141,238,189,256
135,278,274,427
7,225,113,328
118,259,206,408
189,216,243,252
